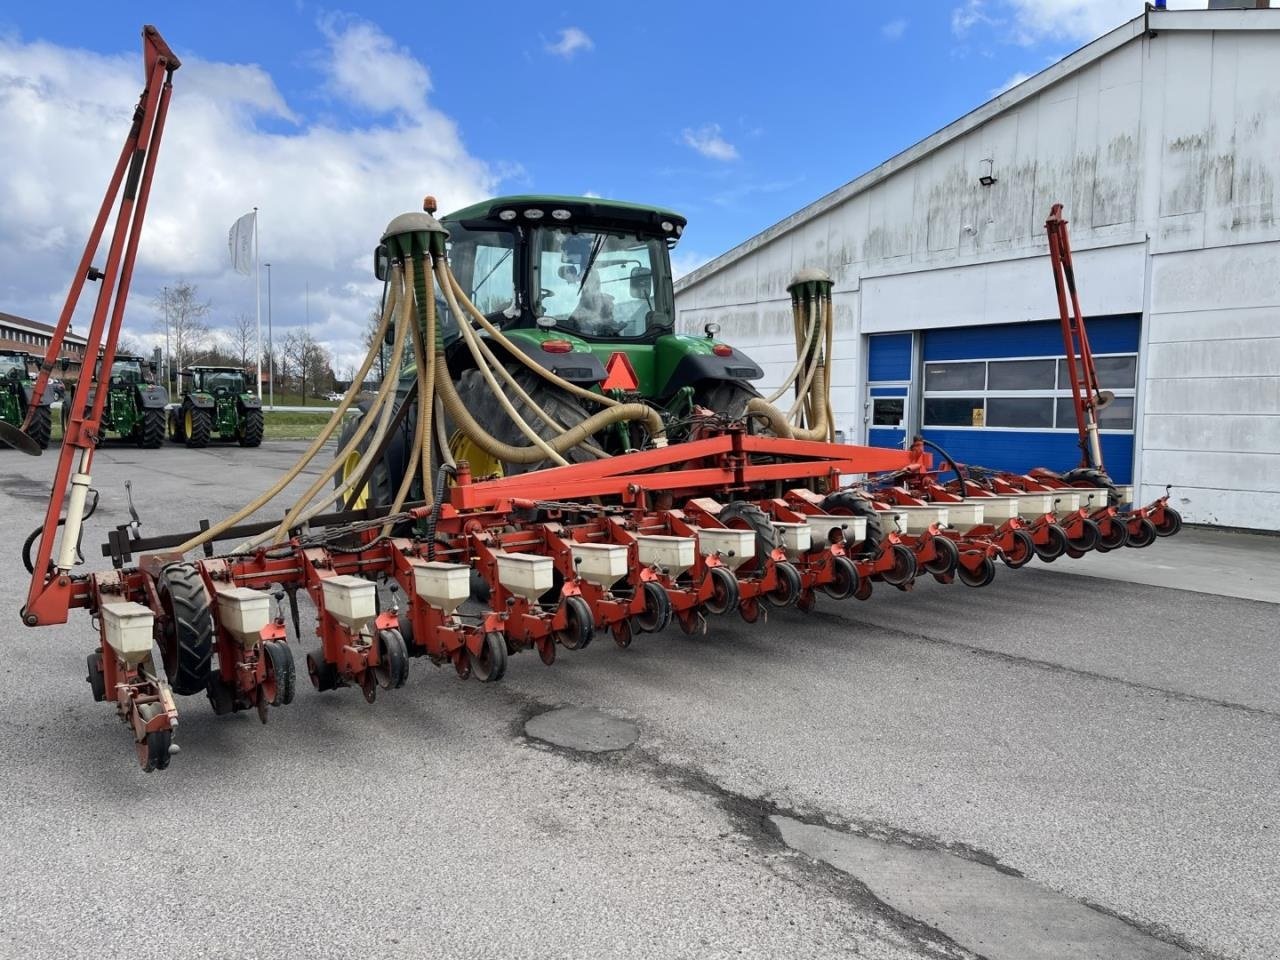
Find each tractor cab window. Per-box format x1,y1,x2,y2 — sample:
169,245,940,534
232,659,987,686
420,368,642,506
203,371,245,395
110,360,144,384
532,228,671,339
0,356,26,379
438,227,517,339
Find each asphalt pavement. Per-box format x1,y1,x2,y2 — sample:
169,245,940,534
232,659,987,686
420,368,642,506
0,440,1274,960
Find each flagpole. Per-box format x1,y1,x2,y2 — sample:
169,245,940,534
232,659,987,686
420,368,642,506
253,206,263,400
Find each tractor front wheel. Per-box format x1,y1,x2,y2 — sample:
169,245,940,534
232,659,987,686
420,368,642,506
140,408,165,449
238,408,264,447
184,405,212,448
24,406,52,450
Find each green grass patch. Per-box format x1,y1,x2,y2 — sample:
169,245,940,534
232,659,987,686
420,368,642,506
263,409,350,441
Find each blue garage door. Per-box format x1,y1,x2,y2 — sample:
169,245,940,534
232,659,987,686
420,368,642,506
866,333,912,450
919,316,1139,483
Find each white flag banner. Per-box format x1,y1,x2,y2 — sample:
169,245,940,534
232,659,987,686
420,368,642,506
228,210,256,276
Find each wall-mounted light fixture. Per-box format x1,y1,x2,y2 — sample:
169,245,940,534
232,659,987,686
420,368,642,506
979,158,998,187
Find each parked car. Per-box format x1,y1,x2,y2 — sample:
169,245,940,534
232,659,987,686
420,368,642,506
323,391,344,402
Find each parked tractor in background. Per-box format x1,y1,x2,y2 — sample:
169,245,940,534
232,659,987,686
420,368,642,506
168,365,263,448
63,354,167,448
0,350,55,450
339,194,766,506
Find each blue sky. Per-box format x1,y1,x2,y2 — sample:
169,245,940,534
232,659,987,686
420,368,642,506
0,0,1177,368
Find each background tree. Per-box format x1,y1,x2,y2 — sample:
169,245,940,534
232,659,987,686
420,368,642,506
281,329,333,403
154,281,211,384
226,313,257,370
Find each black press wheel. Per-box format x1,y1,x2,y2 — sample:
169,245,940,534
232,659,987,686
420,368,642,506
238,408,264,447
632,581,672,634
373,629,409,689
1034,524,1068,562
555,595,594,650
156,562,214,696
879,543,917,588
307,648,340,692
1097,517,1130,552
1067,517,1100,553
137,702,172,773
85,651,106,702
263,641,297,705
470,631,508,682
766,560,803,608
1126,516,1157,549
957,556,997,588
821,555,861,601
922,534,959,576
703,566,740,616
1154,506,1182,538
1001,529,1036,569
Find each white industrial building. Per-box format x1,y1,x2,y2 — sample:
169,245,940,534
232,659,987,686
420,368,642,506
674,4,1280,531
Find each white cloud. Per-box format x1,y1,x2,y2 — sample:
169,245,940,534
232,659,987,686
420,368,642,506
991,70,1032,96
670,249,710,281
681,124,739,162
957,0,1204,46
545,27,594,59
0,20,500,376
882,18,908,41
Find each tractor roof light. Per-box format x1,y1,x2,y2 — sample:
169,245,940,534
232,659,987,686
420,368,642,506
551,209,571,221
541,339,574,354
498,209,517,221
704,321,721,338
661,221,674,232
523,209,545,220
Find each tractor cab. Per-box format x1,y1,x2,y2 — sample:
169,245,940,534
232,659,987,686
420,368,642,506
0,350,35,381
185,366,248,398
96,354,156,387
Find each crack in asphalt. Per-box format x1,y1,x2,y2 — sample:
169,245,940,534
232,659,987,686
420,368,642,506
803,607,1279,722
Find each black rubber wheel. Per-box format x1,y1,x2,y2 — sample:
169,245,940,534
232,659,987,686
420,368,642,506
819,491,886,556
138,702,171,773
880,543,917,587
263,641,297,705
632,581,671,634
470,631,508,682
307,648,340,692
373,628,409,689
767,560,803,608
957,556,997,588
555,594,594,649
156,562,214,696
821,555,861,601
719,500,779,566
1067,517,1101,552
1126,517,1157,549
205,672,236,715
704,565,740,616
1154,507,1182,538
24,405,52,450
1098,517,1129,551
1002,529,1036,569
922,535,959,576
238,408,264,447
140,407,165,449
85,651,106,702
184,404,212,448
169,409,186,444
1034,524,1068,562
1061,467,1120,507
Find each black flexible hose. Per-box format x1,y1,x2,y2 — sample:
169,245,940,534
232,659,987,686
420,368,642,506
23,488,100,575
426,463,457,561
915,437,967,500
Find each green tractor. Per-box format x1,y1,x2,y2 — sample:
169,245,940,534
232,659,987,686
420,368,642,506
169,365,264,448
63,354,168,448
0,350,55,450
339,195,763,506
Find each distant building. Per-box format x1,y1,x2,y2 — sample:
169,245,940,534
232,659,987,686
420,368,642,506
0,310,89,374
675,4,1280,531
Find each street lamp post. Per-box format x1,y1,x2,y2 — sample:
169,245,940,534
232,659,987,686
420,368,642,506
265,262,274,408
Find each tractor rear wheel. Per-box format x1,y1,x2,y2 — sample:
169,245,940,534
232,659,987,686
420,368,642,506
169,409,186,444
24,406,51,450
184,405,212,448
238,409,264,447
140,408,165,449
156,562,214,697
819,490,886,557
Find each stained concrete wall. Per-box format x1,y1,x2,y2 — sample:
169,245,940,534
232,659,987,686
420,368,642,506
675,12,1280,530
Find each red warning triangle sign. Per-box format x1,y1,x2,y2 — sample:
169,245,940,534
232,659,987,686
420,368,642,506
601,351,639,391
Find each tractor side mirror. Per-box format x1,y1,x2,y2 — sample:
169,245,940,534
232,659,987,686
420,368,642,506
629,267,653,300
59,357,71,372
373,244,389,282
